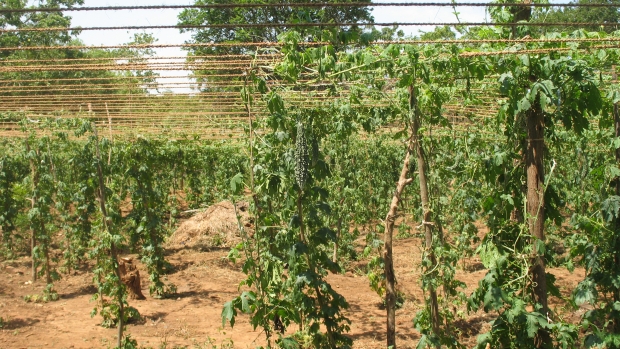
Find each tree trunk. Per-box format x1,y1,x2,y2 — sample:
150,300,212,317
119,258,146,300
383,86,420,348
526,96,550,348
409,85,441,340
383,148,412,349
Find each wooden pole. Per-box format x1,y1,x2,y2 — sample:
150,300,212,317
513,1,551,346
410,85,441,340
382,85,419,348
526,94,550,348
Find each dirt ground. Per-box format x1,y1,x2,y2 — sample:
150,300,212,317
0,231,585,349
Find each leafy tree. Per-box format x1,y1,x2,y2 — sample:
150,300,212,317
418,25,457,41
0,0,83,57
0,1,158,114
535,0,620,33
178,0,375,89
178,0,374,55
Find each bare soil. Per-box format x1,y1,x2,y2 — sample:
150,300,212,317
0,225,585,349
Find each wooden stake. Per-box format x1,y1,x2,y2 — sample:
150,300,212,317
409,85,441,341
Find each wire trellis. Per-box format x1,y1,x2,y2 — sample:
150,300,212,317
1,3,618,140
1,2,619,13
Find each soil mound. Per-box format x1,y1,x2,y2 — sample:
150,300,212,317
170,201,250,248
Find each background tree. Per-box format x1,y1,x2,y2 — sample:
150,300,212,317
178,0,374,89
0,1,157,113
535,0,620,33
0,0,82,57
178,0,373,54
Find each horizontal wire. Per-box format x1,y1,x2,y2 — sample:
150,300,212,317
0,80,208,87
0,94,403,104
0,65,254,72
461,43,620,56
2,92,347,100
0,93,337,102
0,96,249,103
0,104,511,115
0,74,248,83
0,80,339,92
0,92,247,99
0,61,273,72
0,127,250,138
4,37,620,51
0,54,278,64
1,96,346,104
2,59,273,68
5,21,620,33
1,2,619,13
1,42,324,52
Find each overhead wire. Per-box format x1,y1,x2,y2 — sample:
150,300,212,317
1,4,618,139
0,74,261,83
4,21,620,33
0,54,279,64
1,2,619,13
5,37,620,51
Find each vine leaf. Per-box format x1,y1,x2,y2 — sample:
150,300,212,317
525,313,545,338
221,301,236,327
574,279,597,306
230,173,244,195
277,336,300,349
601,196,620,222
517,97,531,113
483,285,504,311
240,291,255,313
478,241,501,268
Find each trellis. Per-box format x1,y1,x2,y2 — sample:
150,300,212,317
1,2,618,139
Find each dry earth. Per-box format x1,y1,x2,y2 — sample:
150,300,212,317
0,219,585,349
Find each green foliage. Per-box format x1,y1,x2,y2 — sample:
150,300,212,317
0,0,83,56
115,334,141,349
2,118,247,336
177,0,373,56
467,29,609,347
563,121,620,347
23,283,59,303
295,122,310,190
534,0,620,34
5,10,620,348
0,152,27,257
119,138,176,297
418,25,457,41
222,48,355,348
1,1,158,115
94,300,141,329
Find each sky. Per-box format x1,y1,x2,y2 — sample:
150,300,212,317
66,1,489,93
69,0,490,46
